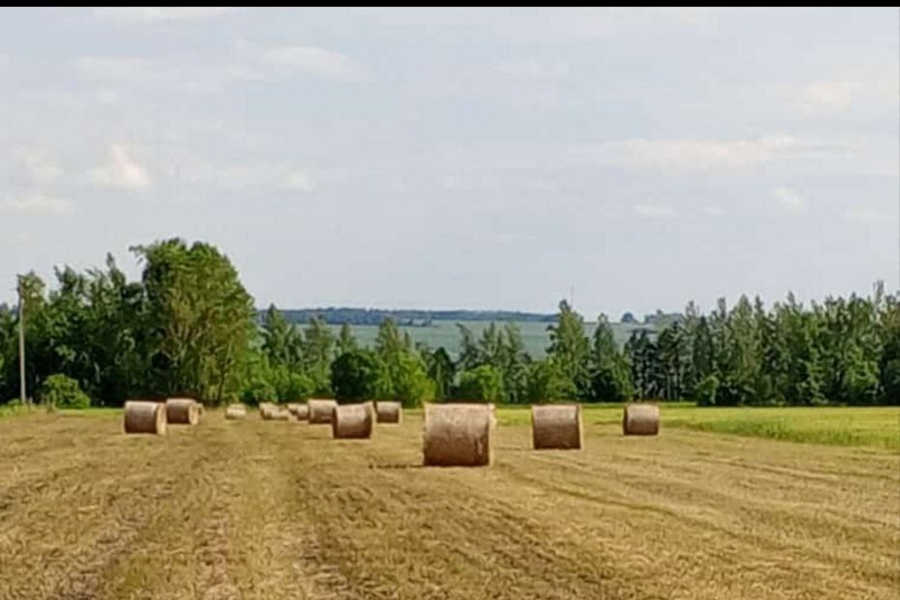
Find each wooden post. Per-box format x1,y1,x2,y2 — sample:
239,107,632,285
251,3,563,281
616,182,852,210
18,282,26,406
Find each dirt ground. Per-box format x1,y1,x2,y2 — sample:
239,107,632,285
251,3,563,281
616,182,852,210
0,408,897,600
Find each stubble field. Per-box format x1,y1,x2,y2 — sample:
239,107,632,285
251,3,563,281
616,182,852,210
0,405,897,600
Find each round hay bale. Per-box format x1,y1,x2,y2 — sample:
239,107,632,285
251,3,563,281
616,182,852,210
124,400,167,435
225,404,247,420
332,402,375,439
166,398,200,425
271,408,291,421
308,399,338,424
260,403,291,421
423,403,494,467
286,403,310,421
531,404,583,450
623,403,660,436
375,401,402,424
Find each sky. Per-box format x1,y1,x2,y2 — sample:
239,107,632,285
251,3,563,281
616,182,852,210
0,7,897,319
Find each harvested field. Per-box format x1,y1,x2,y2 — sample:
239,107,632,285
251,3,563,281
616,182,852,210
0,406,897,599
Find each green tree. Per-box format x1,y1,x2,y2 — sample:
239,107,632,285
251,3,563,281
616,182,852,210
526,358,574,403
455,364,503,403
337,323,358,356
133,239,256,404
301,316,335,396
545,300,591,400
424,346,456,400
589,314,633,402
39,373,91,409
331,349,383,402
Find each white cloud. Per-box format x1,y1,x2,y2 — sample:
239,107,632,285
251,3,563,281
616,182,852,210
88,143,152,191
633,203,677,219
14,149,64,186
440,174,503,192
842,207,898,224
282,169,316,193
72,57,154,85
779,63,900,118
702,206,725,217
494,60,570,81
93,7,237,22
73,44,366,91
791,81,861,116
772,187,806,214
1,193,72,216
504,7,710,43
574,135,805,173
256,45,365,81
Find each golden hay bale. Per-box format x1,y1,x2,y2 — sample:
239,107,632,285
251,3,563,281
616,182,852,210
623,403,660,436
225,404,247,420
124,400,167,435
308,399,338,424
332,402,375,439
375,401,402,424
531,404,583,450
166,398,200,425
423,403,494,467
260,404,291,421
287,403,310,421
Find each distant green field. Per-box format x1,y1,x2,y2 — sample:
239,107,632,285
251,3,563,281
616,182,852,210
324,319,653,358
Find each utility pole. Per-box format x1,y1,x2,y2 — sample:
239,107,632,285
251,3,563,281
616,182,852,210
17,279,26,406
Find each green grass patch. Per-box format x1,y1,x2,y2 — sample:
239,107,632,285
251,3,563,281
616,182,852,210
489,404,900,451
657,405,899,451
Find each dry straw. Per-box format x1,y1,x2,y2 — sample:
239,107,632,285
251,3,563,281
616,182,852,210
332,402,375,439
622,403,660,436
287,403,309,421
423,403,494,467
166,398,200,425
225,404,247,420
531,404,583,450
260,403,291,421
124,400,167,435
308,399,338,424
375,401,402,424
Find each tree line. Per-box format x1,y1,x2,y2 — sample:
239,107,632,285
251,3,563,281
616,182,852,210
0,238,897,408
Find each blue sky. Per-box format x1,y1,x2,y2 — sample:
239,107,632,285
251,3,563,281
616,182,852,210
0,7,897,319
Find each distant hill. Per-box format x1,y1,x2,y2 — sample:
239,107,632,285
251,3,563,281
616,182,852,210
269,307,558,327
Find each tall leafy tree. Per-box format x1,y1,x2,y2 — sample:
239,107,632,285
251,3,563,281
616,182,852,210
545,300,591,400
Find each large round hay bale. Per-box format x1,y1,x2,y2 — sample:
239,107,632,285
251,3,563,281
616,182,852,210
423,403,494,467
124,400,167,435
375,401,402,424
308,399,338,424
166,398,200,425
332,402,375,439
623,403,660,436
225,404,247,420
531,404,583,450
